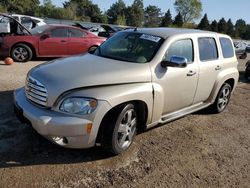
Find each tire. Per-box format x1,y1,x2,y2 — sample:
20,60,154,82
210,83,232,113
102,103,137,155
11,44,33,62
239,52,247,59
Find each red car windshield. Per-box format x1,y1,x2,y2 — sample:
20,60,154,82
30,25,50,35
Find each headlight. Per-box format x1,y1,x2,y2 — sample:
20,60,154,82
59,97,97,115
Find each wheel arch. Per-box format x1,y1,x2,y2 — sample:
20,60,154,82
208,70,238,104
96,100,148,145
11,42,37,58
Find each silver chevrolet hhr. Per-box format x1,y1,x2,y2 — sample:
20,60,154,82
14,28,239,154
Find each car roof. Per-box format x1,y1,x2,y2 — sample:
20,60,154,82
48,24,85,29
123,27,217,39
10,14,44,21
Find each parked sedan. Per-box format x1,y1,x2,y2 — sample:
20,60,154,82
234,41,247,59
245,44,250,53
0,14,105,62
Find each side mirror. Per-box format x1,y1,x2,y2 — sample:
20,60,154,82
161,56,188,68
40,34,49,40
98,31,110,38
88,46,98,54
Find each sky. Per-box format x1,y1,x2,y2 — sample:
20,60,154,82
51,0,250,24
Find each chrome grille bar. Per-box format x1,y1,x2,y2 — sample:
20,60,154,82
25,76,48,106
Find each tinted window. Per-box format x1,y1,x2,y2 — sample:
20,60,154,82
198,37,218,61
12,16,19,21
32,19,41,24
30,25,50,35
164,39,193,62
50,28,68,38
21,17,32,24
220,38,234,58
68,28,86,37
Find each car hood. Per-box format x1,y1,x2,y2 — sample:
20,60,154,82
29,53,151,106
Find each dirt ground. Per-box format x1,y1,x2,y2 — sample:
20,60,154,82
0,57,249,188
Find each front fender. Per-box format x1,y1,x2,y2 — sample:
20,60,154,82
66,83,154,125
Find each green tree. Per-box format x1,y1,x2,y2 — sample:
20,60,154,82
115,14,126,25
173,12,183,27
235,19,247,39
144,5,161,27
160,9,172,27
242,25,250,40
107,0,126,24
226,19,234,37
0,0,40,15
174,0,202,23
63,0,103,22
210,20,218,32
218,17,227,33
125,0,144,27
100,12,108,24
38,0,55,18
0,5,7,12
197,13,210,30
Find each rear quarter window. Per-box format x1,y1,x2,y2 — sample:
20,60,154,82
219,37,234,58
198,37,218,61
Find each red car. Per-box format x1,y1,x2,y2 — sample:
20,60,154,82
0,13,105,62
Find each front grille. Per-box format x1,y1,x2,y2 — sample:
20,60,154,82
25,76,48,106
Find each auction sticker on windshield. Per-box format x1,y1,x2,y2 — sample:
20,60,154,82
140,34,161,42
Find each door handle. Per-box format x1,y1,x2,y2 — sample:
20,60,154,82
187,70,196,76
61,40,67,43
215,65,221,71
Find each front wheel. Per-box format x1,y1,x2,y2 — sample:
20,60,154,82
210,83,232,113
11,44,33,62
102,103,137,154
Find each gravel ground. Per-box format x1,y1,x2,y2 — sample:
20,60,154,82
0,57,249,187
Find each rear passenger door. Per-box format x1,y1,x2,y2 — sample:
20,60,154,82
68,28,90,55
193,36,222,103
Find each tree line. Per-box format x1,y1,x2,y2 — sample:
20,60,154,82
0,0,249,40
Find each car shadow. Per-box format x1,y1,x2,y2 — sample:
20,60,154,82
0,90,114,169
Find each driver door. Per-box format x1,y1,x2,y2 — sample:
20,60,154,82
153,38,199,114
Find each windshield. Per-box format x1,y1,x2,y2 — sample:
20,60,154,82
30,25,50,35
94,32,164,63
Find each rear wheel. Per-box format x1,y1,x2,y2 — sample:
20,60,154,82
210,83,232,113
11,44,33,62
102,103,137,154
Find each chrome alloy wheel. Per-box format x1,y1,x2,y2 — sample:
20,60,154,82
217,86,231,112
117,108,137,149
13,47,29,62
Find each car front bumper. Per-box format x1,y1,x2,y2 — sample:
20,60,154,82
14,88,111,148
